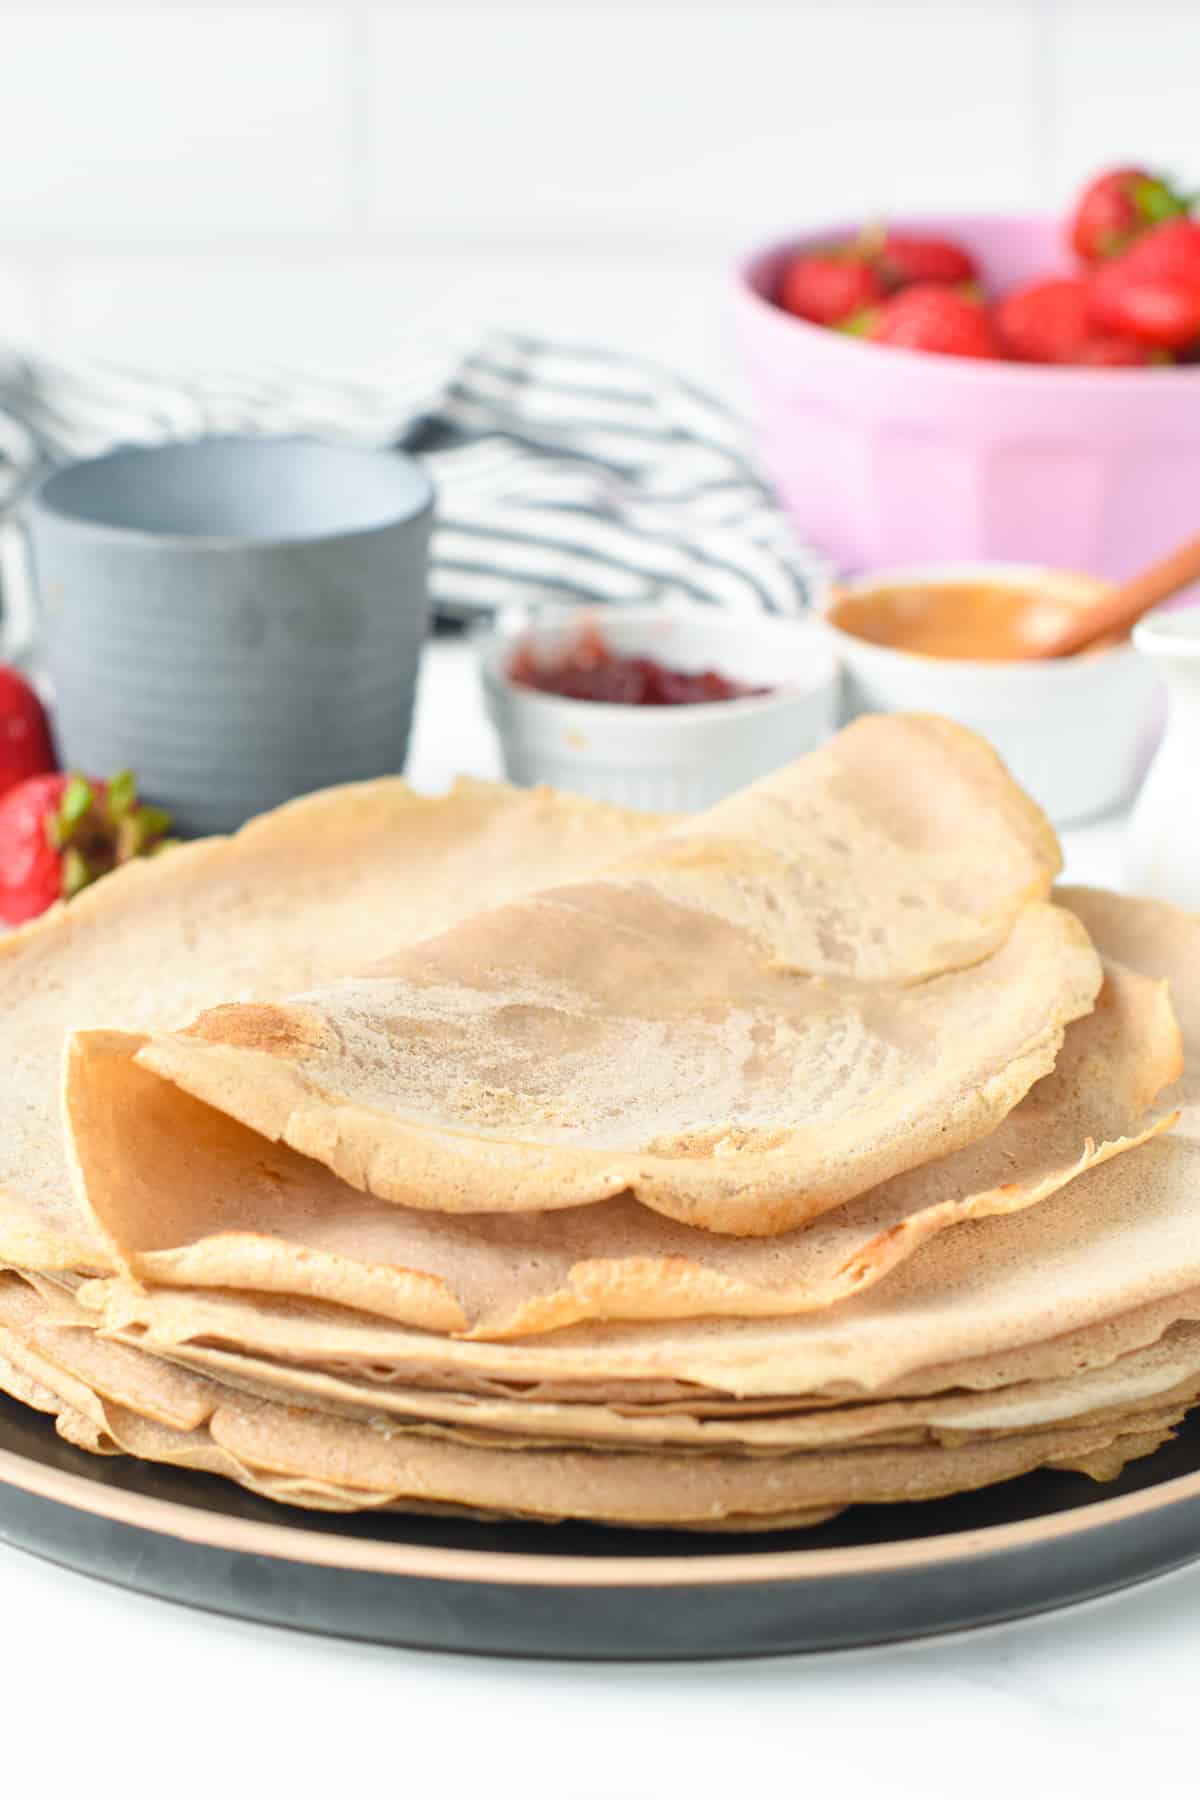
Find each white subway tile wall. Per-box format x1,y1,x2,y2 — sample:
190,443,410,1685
1049,2,1200,200
0,1,1195,387
0,11,355,238
366,3,1041,237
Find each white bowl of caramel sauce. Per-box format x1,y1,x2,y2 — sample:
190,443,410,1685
819,564,1162,826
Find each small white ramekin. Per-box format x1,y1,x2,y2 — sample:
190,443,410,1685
816,563,1163,827
479,605,839,812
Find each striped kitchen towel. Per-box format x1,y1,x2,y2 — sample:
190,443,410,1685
0,331,826,623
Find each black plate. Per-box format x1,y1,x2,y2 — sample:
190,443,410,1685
3,1390,1200,1659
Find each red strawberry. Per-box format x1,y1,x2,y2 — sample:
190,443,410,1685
1093,278,1200,349
1069,166,1191,264
996,277,1093,362
866,285,1001,359
1070,336,1165,367
1090,219,1200,348
778,250,886,325
1106,217,1200,287
0,770,172,925
0,665,55,799
877,232,979,289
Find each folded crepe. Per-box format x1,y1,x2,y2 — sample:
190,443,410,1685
78,887,1200,1410
24,883,1200,1522
4,715,1199,1534
64,952,1178,1336
64,715,1101,1239
0,774,666,1273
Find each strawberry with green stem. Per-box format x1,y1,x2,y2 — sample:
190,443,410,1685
0,769,173,925
1069,167,1192,264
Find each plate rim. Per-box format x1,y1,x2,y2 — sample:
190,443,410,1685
3,1433,1200,1590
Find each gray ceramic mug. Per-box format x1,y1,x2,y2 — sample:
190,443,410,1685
23,435,434,836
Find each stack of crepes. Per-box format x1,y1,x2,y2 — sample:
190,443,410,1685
3,712,1200,1531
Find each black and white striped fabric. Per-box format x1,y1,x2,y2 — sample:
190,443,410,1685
0,332,826,623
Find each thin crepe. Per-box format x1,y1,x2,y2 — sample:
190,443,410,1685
109,1284,1200,1410
80,891,1200,1404
0,1276,1183,1526
22,1266,1200,1447
25,1265,1200,1457
65,955,1179,1336
0,775,665,1272
86,1390,1198,1524
72,716,1097,1237
127,1320,1200,1455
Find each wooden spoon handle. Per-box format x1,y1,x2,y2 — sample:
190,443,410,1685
1043,531,1200,659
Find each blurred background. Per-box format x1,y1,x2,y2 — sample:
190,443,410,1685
0,1,1193,387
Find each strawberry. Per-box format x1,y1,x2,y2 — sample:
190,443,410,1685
777,249,886,325
0,665,55,800
0,770,172,926
1088,220,1200,349
877,232,979,289
866,284,1002,359
1069,166,1191,264
1093,277,1200,350
1070,336,1165,367
996,277,1094,362
1105,217,1200,287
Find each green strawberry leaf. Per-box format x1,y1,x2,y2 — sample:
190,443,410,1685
59,775,93,835
61,847,93,900
119,802,173,856
107,769,137,818
135,803,172,843
1136,178,1189,225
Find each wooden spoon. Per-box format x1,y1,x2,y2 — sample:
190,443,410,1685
1032,531,1200,659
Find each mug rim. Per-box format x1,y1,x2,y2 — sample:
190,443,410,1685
29,433,436,550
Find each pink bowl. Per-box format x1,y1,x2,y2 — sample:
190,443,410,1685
735,215,1200,579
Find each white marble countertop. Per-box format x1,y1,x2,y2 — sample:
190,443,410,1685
5,638,1186,1800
